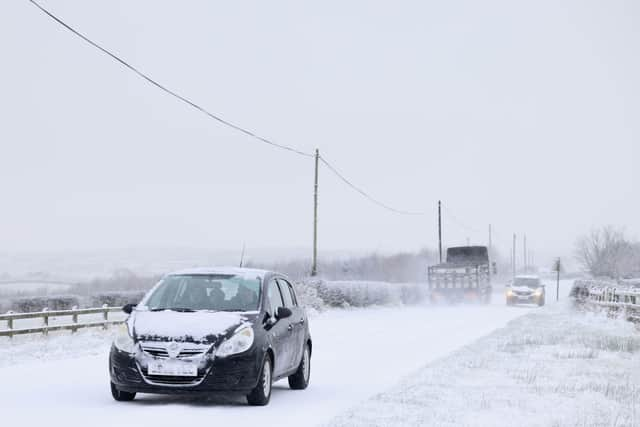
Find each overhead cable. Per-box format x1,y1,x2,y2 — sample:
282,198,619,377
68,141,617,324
27,0,314,158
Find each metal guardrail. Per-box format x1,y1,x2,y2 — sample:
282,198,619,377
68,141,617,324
572,279,640,323
0,305,124,338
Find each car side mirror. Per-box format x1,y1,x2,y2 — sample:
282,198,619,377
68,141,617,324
276,307,292,320
122,303,136,314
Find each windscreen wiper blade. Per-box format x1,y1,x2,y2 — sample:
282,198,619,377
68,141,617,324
150,307,196,312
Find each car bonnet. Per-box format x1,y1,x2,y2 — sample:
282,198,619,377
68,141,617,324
129,310,257,344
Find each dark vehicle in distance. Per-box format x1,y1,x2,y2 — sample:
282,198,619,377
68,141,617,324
428,246,495,304
506,275,546,306
109,267,311,406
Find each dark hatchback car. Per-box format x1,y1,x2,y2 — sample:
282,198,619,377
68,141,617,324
109,267,311,406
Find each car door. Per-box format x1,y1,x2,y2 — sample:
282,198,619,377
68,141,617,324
266,278,292,377
277,278,305,371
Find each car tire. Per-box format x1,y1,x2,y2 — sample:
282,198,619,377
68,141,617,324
247,355,272,406
110,382,136,402
288,344,311,390
538,297,546,307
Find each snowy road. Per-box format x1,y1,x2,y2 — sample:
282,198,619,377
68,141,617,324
0,299,540,427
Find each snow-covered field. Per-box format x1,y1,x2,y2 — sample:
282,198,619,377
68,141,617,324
0,301,529,427
330,301,640,427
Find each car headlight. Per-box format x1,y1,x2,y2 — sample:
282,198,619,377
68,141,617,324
114,323,136,353
216,327,254,358
534,288,544,295
506,289,513,296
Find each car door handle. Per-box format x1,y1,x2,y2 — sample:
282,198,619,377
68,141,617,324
299,318,305,325
287,324,293,332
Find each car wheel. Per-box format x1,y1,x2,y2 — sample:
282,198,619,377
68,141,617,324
247,355,272,406
288,344,311,390
538,297,546,307
110,382,135,401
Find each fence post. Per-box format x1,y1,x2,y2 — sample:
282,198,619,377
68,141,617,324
7,311,14,339
42,307,49,336
71,305,79,333
102,304,109,329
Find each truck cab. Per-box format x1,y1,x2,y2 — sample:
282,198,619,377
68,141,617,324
428,246,494,304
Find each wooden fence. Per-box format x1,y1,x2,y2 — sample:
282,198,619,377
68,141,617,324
0,305,124,338
572,279,640,323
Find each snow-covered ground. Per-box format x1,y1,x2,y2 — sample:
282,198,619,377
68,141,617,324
0,301,530,427
329,301,640,427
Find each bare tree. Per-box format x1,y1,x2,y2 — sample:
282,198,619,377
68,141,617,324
574,226,639,278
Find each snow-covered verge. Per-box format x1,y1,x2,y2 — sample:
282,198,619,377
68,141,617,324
329,301,640,427
0,327,119,369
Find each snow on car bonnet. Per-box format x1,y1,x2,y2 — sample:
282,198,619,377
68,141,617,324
133,310,250,343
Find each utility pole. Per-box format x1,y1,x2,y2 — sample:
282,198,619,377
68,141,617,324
509,248,513,278
311,149,319,277
438,200,443,263
523,234,527,273
512,233,517,278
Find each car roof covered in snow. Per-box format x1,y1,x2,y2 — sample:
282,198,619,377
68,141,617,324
165,266,272,280
514,274,540,279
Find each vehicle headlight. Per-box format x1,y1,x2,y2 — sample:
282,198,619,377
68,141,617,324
114,323,136,353
506,289,513,296
534,288,544,295
216,327,254,358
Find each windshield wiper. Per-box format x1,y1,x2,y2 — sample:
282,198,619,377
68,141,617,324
150,307,196,312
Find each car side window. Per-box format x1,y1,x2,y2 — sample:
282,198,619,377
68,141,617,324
267,279,284,316
277,278,294,308
287,283,298,306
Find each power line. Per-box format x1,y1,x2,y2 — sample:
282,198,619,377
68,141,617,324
27,0,314,158
319,155,426,216
26,0,427,217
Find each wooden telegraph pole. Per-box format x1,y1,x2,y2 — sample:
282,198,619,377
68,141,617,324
554,258,561,302
438,200,443,263
311,149,319,277
512,233,517,278
523,234,527,273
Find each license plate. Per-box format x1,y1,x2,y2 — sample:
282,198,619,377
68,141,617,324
148,360,198,377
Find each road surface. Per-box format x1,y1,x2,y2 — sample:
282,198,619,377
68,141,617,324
0,296,545,427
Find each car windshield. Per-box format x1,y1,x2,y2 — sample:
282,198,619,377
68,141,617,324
143,274,261,312
513,277,541,288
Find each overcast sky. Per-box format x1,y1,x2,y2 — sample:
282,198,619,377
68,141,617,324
0,0,638,266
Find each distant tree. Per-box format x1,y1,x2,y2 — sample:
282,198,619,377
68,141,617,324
574,226,639,278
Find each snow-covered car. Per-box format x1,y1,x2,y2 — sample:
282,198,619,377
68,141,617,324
109,267,312,406
505,275,545,306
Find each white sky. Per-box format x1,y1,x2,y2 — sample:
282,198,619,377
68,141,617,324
0,0,638,266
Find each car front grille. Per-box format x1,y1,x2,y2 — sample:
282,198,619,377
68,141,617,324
137,342,212,387
140,344,209,359
140,369,207,386
514,291,532,296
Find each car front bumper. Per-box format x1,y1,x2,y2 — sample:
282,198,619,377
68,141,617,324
507,294,543,304
109,345,262,395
